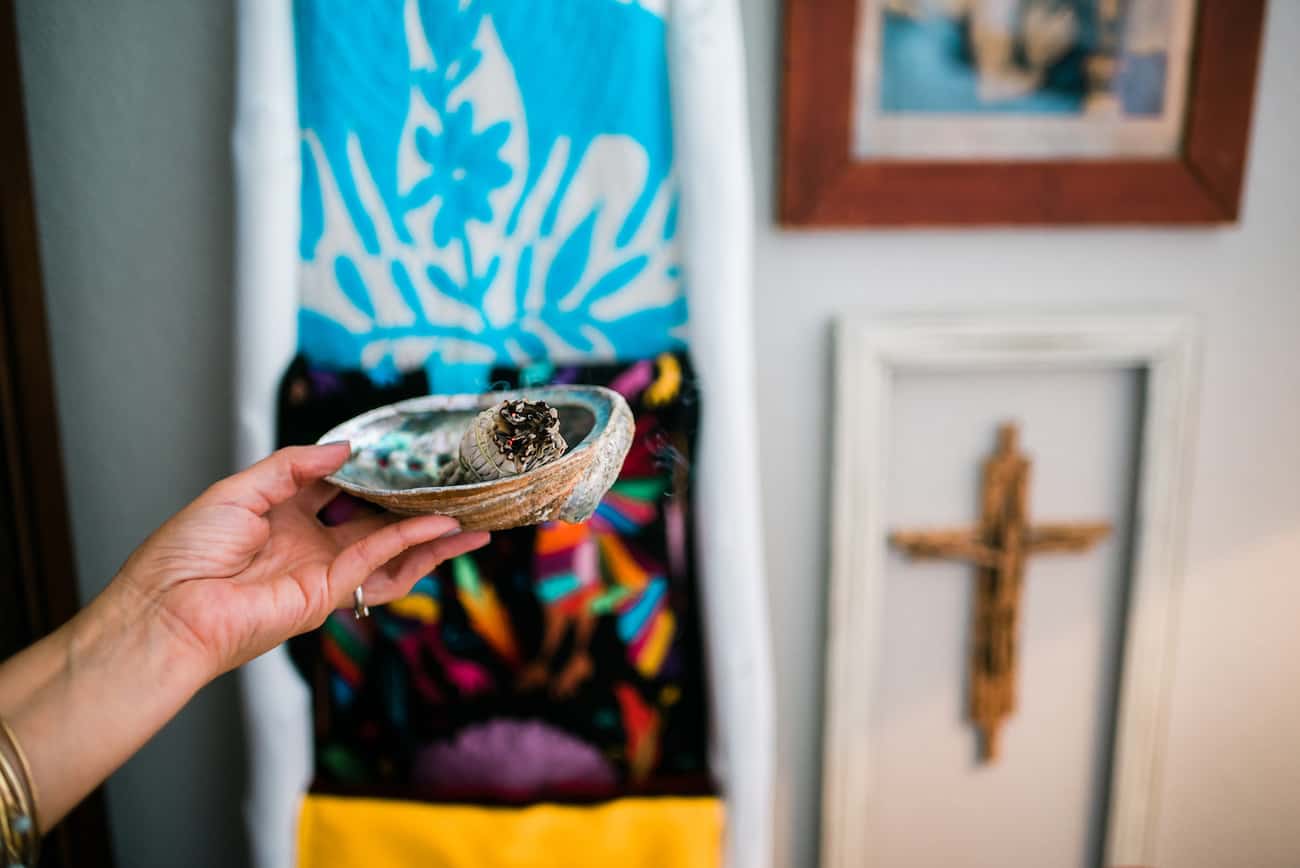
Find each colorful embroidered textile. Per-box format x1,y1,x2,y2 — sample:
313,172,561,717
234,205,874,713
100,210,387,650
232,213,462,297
293,0,688,393
297,794,722,868
280,352,712,803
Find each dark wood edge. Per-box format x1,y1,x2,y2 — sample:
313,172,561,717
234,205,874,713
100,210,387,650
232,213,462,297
1181,0,1267,220
794,159,1226,226
779,0,1267,226
0,0,81,632
779,0,857,224
0,0,117,864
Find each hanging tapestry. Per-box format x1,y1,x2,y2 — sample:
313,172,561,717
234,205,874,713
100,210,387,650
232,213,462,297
280,351,713,803
294,0,688,393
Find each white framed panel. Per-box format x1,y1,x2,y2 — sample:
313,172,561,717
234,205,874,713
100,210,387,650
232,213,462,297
822,315,1199,868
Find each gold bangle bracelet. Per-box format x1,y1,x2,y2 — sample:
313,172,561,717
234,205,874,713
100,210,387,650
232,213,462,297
0,727,37,867
0,764,19,859
0,762,27,861
0,749,25,860
0,717,38,868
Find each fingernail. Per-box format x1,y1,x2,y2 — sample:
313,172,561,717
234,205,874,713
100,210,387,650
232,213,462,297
322,439,351,450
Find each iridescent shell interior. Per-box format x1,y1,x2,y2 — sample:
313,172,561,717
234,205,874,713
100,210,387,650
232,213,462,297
335,404,593,491
316,387,632,531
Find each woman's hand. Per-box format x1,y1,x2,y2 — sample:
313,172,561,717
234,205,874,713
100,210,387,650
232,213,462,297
1,442,490,833
107,442,490,680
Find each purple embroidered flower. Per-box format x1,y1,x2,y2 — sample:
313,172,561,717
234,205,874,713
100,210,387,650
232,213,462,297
413,719,617,801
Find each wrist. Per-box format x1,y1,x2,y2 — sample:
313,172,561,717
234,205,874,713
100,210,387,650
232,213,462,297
8,574,208,831
69,573,212,702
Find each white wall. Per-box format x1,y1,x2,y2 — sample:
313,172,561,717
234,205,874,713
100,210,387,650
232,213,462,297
14,2,248,867
13,0,1298,866
740,0,1300,866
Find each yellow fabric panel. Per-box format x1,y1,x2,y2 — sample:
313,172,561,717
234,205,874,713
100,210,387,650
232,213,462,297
297,794,723,868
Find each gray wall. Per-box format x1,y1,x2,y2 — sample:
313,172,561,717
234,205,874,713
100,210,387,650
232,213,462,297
14,1,1300,867
14,2,247,866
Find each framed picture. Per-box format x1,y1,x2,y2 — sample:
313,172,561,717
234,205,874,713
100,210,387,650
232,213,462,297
823,315,1199,868
781,1,1267,225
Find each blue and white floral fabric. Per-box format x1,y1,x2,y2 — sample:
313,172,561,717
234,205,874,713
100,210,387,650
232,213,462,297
294,0,687,393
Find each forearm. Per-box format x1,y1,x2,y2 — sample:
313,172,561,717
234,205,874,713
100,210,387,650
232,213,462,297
0,624,73,717
5,581,206,831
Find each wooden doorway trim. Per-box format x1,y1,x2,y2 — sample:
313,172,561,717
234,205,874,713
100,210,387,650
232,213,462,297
0,0,116,864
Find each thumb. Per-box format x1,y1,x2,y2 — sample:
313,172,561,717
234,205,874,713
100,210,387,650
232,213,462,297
203,442,351,516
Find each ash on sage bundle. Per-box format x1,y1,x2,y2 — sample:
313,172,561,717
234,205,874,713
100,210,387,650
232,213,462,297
436,399,568,485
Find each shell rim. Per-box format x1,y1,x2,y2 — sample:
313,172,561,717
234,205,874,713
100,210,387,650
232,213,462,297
316,385,620,499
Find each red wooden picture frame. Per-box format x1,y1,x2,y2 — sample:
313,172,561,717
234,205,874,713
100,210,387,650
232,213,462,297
780,0,1267,226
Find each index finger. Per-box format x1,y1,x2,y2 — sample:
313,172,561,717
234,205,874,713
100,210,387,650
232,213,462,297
202,442,351,516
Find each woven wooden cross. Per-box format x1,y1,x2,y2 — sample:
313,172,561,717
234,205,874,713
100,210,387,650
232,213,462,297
890,422,1111,763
